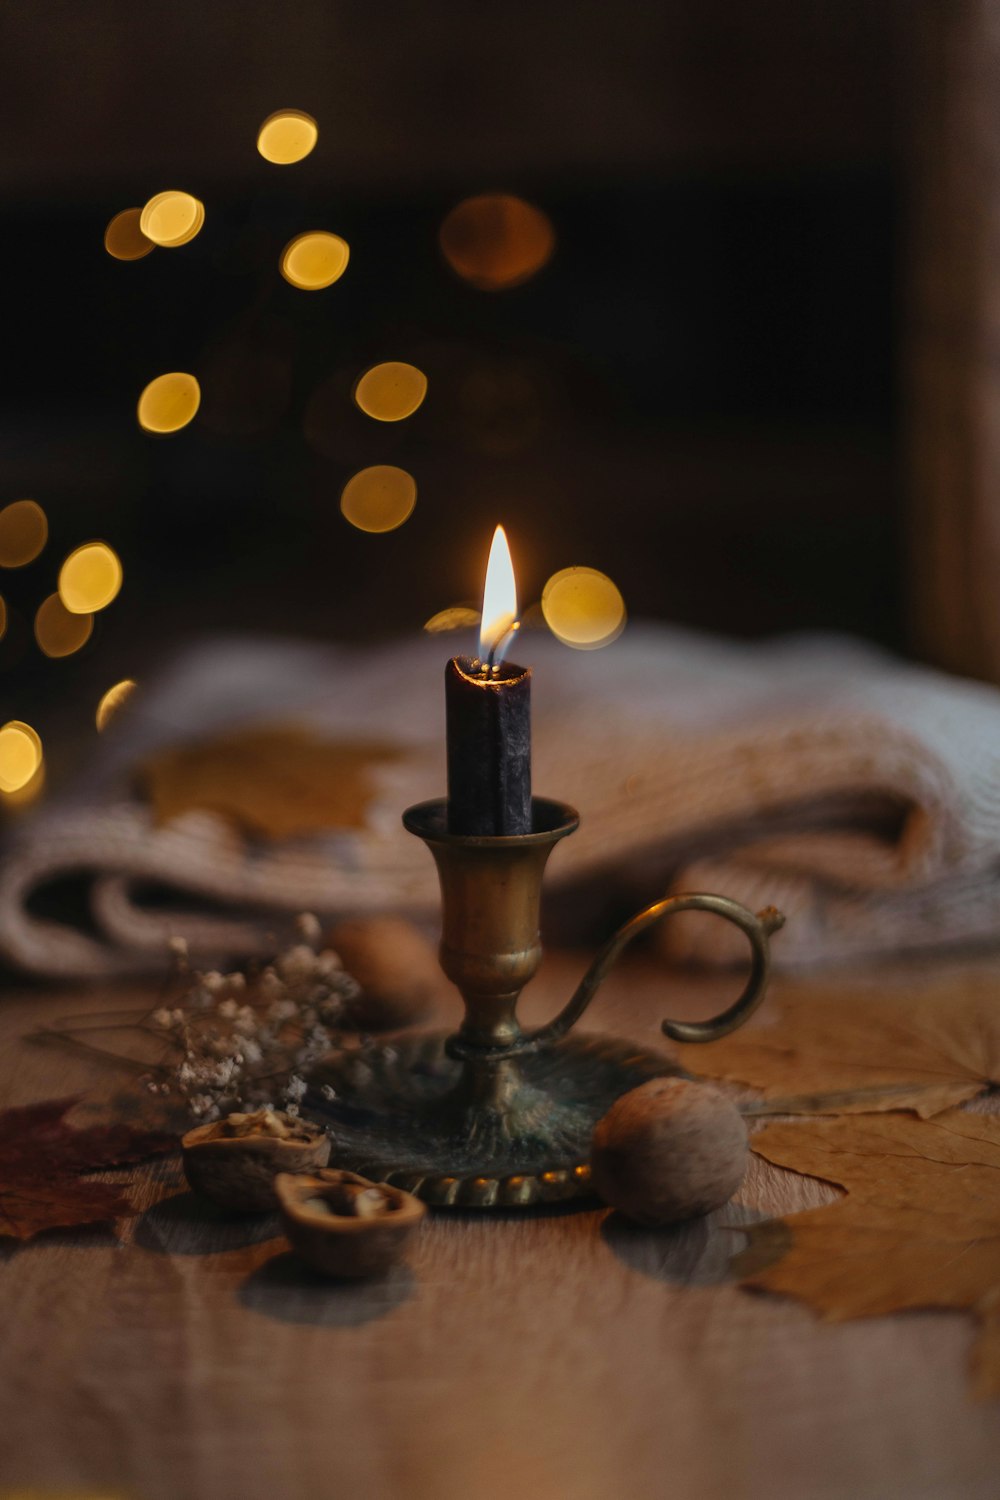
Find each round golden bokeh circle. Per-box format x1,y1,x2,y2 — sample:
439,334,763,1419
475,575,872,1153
257,110,318,164
59,542,123,615
140,191,205,248
0,720,42,794
354,362,428,422
541,566,626,650
137,372,201,434
104,208,155,261
340,465,417,533
280,232,350,290
0,500,48,568
35,593,94,658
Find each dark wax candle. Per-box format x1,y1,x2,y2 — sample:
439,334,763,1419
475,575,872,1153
446,655,532,835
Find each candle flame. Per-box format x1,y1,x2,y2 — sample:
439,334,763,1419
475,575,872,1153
479,525,518,665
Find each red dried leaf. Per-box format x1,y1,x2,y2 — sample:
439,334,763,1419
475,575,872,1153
0,1178,135,1240
0,1095,178,1241
0,1095,79,1146
24,1120,179,1175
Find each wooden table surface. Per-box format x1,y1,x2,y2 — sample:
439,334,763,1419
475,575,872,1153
1,951,998,1500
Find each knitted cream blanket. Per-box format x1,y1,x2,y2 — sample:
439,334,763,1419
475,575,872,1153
3,627,999,977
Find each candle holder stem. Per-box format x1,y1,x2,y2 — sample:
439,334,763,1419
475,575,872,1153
308,798,784,1209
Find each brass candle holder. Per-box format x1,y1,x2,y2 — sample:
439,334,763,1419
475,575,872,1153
309,797,784,1210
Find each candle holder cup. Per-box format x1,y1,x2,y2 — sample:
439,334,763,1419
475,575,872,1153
309,797,784,1209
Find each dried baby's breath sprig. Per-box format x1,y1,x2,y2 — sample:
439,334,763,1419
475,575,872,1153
149,914,363,1123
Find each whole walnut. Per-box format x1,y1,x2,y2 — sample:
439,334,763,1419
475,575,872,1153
327,916,439,1031
590,1077,748,1227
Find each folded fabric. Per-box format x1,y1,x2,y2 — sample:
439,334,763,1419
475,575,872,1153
3,625,1000,977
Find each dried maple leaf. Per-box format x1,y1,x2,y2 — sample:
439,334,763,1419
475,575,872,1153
0,1096,176,1172
140,726,404,840
0,1096,177,1241
0,1178,135,1240
677,979,1000,1117
736,1111,1000,1399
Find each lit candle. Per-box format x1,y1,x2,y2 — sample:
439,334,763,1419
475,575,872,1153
446,526,532,836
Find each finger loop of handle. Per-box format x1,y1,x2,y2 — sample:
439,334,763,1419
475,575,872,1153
520,893,784,1054
659,896,785,1043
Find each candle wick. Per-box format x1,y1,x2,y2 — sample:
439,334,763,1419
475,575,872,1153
487,619,520,671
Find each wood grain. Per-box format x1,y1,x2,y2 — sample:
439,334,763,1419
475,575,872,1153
0,953,999,1499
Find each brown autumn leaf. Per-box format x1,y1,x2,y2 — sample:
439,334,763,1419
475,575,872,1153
677,979,1000,1118
0,1096,178,1241
140,726,404,841
735,1110,1000,1399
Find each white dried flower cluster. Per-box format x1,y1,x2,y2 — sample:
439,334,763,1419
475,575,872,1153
147,915,362,1123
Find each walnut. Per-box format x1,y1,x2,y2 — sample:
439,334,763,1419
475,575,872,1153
590,1077,748,1227
327,916,439,1031
275,1168,426,1277
182,1108,330,1211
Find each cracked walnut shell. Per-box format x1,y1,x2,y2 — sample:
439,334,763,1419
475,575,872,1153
182,1108,331,1211
275,1168,426,1277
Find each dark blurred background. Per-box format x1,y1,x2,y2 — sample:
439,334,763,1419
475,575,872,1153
1,0,914,761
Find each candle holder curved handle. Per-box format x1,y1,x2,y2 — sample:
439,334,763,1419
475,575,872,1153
518,893,786,1054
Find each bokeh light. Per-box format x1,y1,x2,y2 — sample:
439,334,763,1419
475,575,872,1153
96,679,137,732
424,605,481,634
104,208,154,261
354,362,428,422
257,109,318,164
439,194,555,291
1,756,45,808
280,232,349,290
59,542,123,614
0,500,47,568
137,372,201,434
35,593,94,658
541,566,626,650
0,721,42,794
139,191,205,248
340,466,416,533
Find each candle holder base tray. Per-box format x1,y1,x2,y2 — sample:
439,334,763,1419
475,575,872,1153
306,1029,676,1209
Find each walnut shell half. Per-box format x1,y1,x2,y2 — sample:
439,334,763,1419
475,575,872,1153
182,1110,331,1212
275,1168,426,1278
